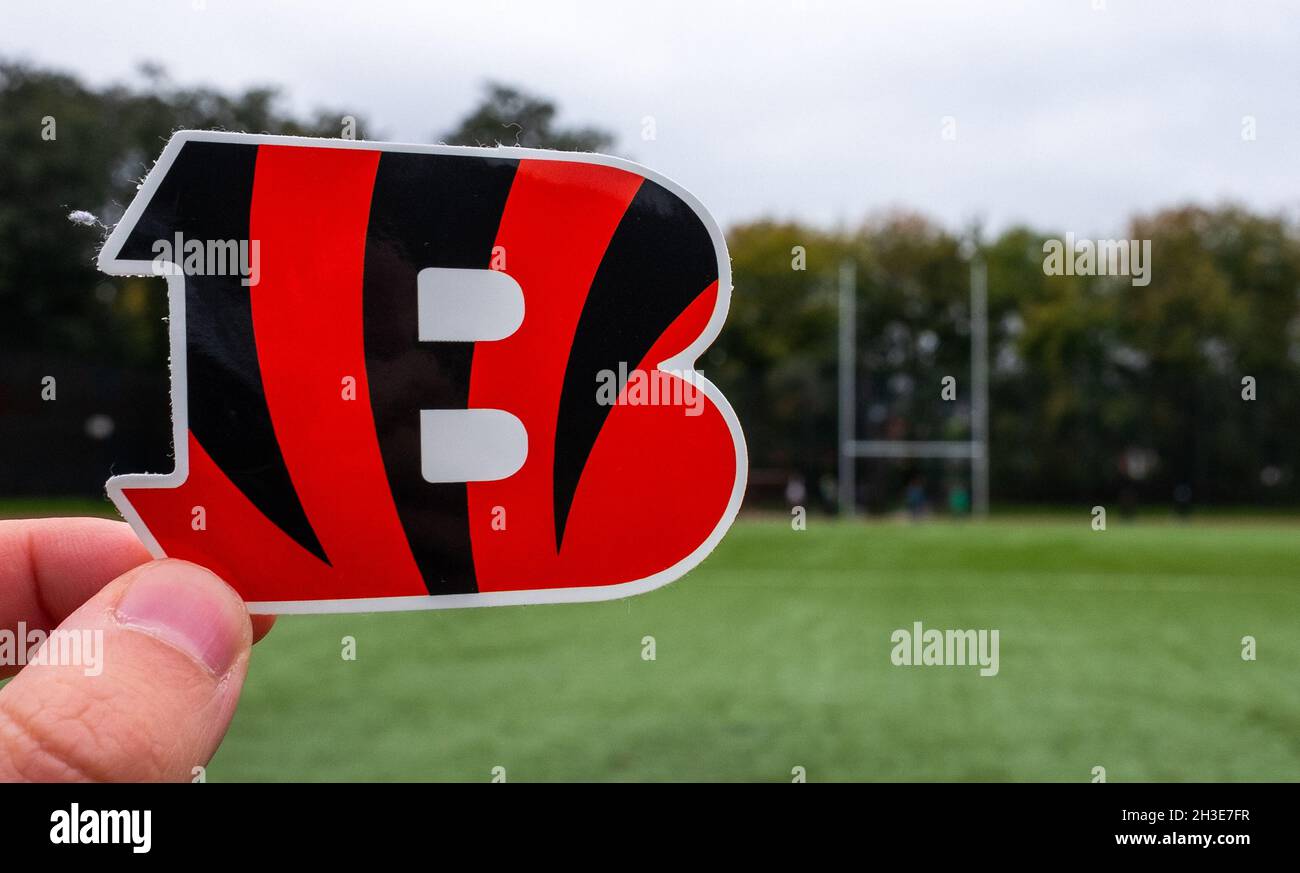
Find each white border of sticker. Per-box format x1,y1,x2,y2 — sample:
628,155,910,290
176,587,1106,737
98,130,748,615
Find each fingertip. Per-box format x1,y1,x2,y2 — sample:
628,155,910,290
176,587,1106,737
251,614,276,644
0,517,152,627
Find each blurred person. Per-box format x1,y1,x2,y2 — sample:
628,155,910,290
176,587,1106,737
904,476,927,520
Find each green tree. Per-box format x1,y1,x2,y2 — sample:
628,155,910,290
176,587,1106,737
0,60,364,364
722,206,1300,510
440,82,614,151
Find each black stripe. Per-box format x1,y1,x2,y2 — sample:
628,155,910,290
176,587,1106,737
362,152,518,595
117,141,328,563
553,179,718,549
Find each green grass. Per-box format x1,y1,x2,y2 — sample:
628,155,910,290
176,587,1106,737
189,517,1297,782
3,499,1295,780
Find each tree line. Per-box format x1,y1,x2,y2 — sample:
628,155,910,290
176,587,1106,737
2,61,1296,509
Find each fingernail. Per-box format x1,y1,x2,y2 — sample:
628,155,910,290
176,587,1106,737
114,561,246,675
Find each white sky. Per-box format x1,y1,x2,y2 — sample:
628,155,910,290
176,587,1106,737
4,0,1298,235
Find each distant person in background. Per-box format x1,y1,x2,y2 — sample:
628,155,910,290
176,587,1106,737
905,476,927,520
947,481,971,517
785,475,807,508
1173,483,1193,520
1118,486,1138,523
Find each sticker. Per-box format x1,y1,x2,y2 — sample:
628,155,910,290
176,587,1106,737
98,131,747,614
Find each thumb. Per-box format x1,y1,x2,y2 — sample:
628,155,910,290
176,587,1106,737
0,559,253,782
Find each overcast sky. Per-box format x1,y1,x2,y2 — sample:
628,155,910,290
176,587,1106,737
4,0,1298,235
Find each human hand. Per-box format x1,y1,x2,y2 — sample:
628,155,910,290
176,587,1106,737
0,517,273,781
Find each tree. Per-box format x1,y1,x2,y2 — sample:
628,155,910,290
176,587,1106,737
0,60,367,495
0,60,365,363
722,207,1300,510
440,82,614,151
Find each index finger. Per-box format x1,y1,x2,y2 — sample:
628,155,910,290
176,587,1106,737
0,518,150,636
0,518,273,679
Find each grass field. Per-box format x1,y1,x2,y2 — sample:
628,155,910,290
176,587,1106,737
6,501,1299,781
209,516,1296,782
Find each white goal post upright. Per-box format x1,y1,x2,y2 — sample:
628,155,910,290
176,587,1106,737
837,258,990,517
837,260,858,517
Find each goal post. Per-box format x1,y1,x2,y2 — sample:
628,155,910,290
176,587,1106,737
837,258,989,517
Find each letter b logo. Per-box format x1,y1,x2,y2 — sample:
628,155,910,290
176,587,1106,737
99,132,745,613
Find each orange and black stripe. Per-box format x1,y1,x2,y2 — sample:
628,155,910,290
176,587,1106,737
108,139,729,601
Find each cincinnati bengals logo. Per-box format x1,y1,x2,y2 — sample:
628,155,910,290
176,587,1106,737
98,131,746,613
